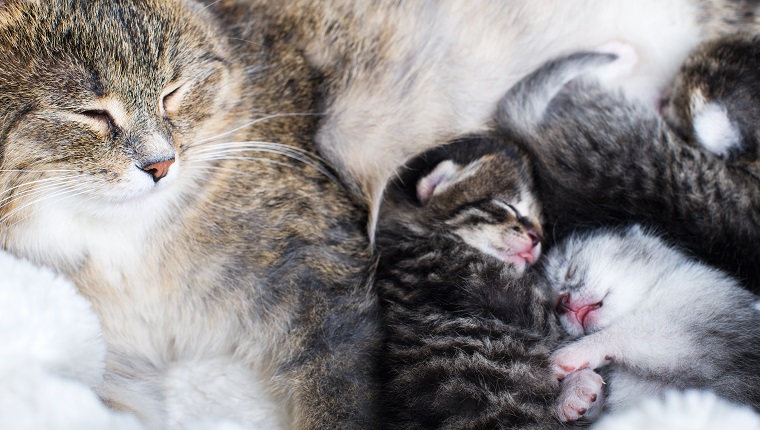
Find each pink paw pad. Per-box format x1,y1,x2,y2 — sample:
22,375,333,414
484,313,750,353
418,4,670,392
556,369,605,422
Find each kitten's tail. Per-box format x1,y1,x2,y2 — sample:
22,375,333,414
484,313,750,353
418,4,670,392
495,51,618,136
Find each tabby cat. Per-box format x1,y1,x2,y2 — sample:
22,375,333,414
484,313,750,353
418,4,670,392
374,138,564,429
0,1,377,428
495,47,760,292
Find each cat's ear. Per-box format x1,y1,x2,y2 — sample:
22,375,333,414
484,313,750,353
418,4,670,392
416,160,474,205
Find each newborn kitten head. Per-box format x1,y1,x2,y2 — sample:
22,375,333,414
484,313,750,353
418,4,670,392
664,34,760,164
381,137,543,272
542,226,670,337
0,0,243,229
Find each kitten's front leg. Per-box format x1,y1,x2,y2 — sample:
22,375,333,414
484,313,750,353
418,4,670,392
550,332,615,380
556,368,605,422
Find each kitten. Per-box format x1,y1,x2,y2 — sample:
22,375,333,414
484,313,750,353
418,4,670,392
541,226,760,422
374,137,565,429
494,47,760,293
0,1,378,429
233,0,760,227
664,33,760,163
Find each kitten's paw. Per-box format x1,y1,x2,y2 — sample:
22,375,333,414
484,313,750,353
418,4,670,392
556,369,605,422
550,341,611,379
591,41,638,84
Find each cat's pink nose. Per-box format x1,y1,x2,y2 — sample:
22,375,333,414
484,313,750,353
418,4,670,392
141,157,175,182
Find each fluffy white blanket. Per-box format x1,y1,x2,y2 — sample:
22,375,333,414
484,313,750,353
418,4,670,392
0,250,251,430
3,249,759,429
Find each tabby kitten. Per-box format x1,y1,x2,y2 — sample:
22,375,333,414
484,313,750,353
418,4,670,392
495,48,760,292
0,1,377,429
375,138,564,429
664,33,760,163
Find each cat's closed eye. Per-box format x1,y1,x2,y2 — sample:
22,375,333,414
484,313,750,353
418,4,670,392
76,109,117,135
161,83,185,119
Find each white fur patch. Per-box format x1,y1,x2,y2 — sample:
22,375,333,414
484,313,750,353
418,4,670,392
692,102,741,157
164,359,287,430
592,390,760,430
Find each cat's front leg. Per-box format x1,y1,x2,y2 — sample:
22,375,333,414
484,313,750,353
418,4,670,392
556,368,605,422
550,332,615,379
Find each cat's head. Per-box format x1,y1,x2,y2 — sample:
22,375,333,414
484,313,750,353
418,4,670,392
381,137,543,272
542,226,667,338
663,34,760,166
0,0,244,234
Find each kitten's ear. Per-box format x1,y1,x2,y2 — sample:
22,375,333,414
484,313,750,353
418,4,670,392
416,160,473,205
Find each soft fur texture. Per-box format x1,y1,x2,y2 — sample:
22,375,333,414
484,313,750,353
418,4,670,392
495,47,760,292
239,0,760,226
665,33,760,163
0,250,262,430
592,390,760,430
543,226,760,420
0,1,377,428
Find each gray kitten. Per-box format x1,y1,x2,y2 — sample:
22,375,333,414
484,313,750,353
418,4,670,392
375,138,565,429
542,226,760,423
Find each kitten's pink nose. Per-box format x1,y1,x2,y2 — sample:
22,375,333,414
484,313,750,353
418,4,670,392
141,157,175,182
556,293,572,314
528,229,543,247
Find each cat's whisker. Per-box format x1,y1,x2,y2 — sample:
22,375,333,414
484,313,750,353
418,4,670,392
189,144,338,184
191,113,319,146
0,169,79,173
0,176,80,202
191,0,223,20
0,183,86,225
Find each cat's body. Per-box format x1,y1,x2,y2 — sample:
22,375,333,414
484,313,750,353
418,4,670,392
227,0,760,224
495,48,760,292
0,1,377,429
542,226,760,421
374,138,564,429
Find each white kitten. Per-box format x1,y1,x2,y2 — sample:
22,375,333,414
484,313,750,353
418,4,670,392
541,226,760,422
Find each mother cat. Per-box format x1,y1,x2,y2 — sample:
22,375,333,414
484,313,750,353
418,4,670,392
0,1,377,428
